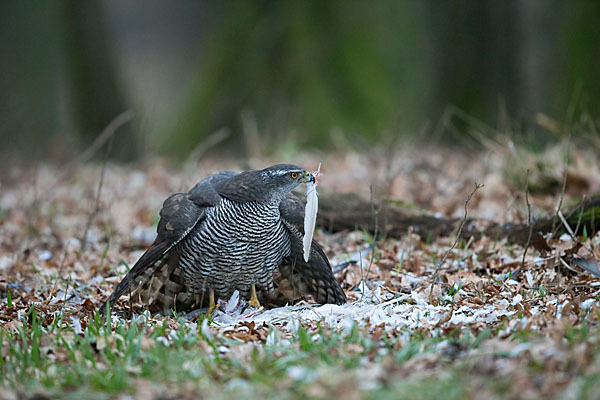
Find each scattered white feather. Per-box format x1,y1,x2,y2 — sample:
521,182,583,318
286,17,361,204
511,294,523,306
201,318,213,341
212,290,517,336
225,290,240,313
71,316,83,335
266,327,277,346
525,269,535,287
303,163,321,262
580,298,597,309
38,250,52,261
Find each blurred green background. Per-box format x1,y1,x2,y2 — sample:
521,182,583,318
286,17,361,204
1,0,599,160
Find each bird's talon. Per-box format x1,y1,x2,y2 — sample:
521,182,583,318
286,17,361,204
248,284,262,309
247,299,261,309
207,289,219,316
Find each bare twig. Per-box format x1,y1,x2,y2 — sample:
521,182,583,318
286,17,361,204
358,246,364,294
296,300,322,319
557,209,595,257
183,128,231,166
51,241,71,297
558,210,576,238
59,274,72,317
555,253,561,318
362,185,381,301
592,205,597,238
574,194,586,237
559,257,581,275
81,134,114,251
380,137,401,240
22,164,39,264
57,110,134,184
521,170,533,271
429,182,484,303
433,106,502,151
552,134,571,237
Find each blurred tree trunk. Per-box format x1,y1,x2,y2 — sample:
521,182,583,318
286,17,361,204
427,1,518,134
554,1,600,124
516,0,553,123
61,0,136,160
0,2,63,158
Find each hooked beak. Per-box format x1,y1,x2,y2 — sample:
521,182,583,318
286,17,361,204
299,170,315,184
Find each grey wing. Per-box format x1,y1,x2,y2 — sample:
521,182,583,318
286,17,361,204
100,192,207,313
100,171,234,314
278,194,346,305
214,169,269,202
188,170,237,205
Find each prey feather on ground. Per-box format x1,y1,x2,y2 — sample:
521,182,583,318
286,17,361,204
303,163,321,262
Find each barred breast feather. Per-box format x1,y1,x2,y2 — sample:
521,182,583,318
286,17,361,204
177,198,291,300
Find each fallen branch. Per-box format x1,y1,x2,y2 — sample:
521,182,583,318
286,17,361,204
317,192,600,245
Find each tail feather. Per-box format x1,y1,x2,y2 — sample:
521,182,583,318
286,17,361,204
100,240,200,315
148,263,201,314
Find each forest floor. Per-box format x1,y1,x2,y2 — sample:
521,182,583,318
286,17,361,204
2,140,600,399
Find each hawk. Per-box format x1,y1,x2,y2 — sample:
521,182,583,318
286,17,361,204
101,164,346,314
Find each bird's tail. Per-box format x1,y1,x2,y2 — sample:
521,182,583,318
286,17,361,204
99,242,200,315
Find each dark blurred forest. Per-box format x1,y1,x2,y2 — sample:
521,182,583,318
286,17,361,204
1,0,599,161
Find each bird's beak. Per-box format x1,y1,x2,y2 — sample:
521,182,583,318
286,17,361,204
299,171,315,184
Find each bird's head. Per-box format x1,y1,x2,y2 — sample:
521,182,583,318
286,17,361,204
215,164,315,203
260,164,314,200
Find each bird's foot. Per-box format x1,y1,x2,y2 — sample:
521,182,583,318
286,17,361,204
207,289,219,316
248,284,262,309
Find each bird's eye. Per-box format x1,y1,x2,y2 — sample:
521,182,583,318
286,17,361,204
291,172,298,179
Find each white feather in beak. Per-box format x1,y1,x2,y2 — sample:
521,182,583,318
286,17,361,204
303,163,321,262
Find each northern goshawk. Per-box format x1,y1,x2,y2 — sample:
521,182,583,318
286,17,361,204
101,164,346,314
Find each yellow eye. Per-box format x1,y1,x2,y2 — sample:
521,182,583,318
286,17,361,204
291,172,298,179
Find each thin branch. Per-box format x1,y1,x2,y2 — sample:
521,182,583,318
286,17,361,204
183,128,231,167
59,274,72,318
429,182,484,303
59,111,134,182
81,134,114,251
362,185,381,301
592,207,596,238
521,170,533,271
51,241,71,297
555,252,561,318
358,246,365,297
574,194,587,237
558,209,595,257
552,134,571,236
558,210,576,238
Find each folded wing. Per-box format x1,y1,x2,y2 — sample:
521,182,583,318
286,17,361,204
278,194,346,305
